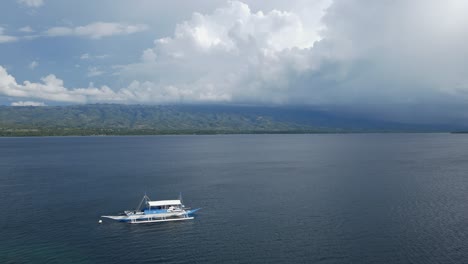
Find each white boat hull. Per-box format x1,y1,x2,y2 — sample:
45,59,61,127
101,194,201,224
127,216,194,224
102,211,196,223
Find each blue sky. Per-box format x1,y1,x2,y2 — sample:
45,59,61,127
1,0,468,123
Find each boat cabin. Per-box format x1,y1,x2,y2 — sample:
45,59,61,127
145,200,183,213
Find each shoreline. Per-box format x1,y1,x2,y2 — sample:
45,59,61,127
0,130,451,137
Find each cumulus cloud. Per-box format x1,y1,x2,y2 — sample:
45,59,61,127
11,101,46,106
0,65,122,103
3,0,468,122
116,0,468,110
117,1,324,104
17,0,44,8
141,49,157,63
1,1,319,104
0,65,218,104
0,27,18,43
44,22,149,39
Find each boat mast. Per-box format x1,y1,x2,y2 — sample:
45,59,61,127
136,193,151,211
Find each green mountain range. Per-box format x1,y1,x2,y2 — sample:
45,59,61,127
0,104,449,136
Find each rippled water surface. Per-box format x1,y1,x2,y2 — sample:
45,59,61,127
1,134,468,263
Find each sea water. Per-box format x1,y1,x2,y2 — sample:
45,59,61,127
1,134,468,263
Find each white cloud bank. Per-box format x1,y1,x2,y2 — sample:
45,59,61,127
2,0,468,117
115,0,468,107
44,22,148,39
11,101,46,106
117,1,326,104
0,65,210,104
0,66,117,103
1,1,324,104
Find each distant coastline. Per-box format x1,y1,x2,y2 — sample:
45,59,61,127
0,129,448,137
0,128,340,137
0,104,453,136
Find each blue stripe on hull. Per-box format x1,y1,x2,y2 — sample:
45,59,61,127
144,209,169,214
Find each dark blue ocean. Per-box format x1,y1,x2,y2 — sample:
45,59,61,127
1,134,468,263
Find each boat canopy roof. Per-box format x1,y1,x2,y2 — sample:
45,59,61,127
147,200,182,207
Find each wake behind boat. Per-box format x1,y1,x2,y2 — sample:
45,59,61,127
102,194,200,224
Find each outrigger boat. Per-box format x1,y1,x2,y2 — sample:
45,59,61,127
101,194,200,224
